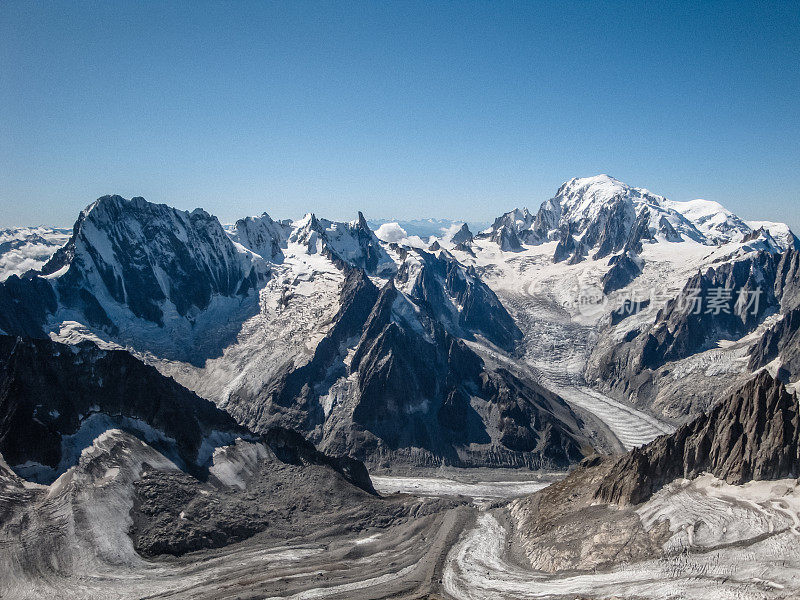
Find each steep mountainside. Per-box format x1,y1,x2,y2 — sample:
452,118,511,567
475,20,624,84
289,212,395,275
229,211,289,261
587,248,797,417
0,196,270,363
508,371,800,579
0,178,795,468
225,268,590,469
0,334,459,600
596,371,800,505
0,335,372,494
42,195,265,326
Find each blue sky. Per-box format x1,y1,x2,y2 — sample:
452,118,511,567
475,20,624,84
1,1,799,231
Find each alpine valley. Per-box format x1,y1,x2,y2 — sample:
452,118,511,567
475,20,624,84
3,174,800,600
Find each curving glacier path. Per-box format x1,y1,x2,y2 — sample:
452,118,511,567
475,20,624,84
499,289,674,450
442,476,800,600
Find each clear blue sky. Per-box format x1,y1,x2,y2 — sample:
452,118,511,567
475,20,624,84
2,1,799,231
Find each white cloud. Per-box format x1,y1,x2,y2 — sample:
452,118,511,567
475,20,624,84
375,222,409,243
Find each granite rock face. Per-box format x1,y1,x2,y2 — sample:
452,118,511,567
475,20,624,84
602,252,643,294
0,334,374,495
41,195,265,328
227,265,589,469
0,195,270,347
588,250,784,410
476,208,533,250
0,334,245,477
288,212,395,275
595,372,800,505
450,223,474,245
0,275,58,337
749,307,800,380
403,250,523,351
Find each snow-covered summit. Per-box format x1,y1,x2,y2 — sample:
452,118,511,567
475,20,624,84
39,194,267,327
663,198,751,244
229,212,288,261
543,175,706,246
479,175,797,262
289,211,395,274
746,220,800,251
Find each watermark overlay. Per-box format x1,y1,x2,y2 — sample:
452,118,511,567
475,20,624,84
565,285,764,319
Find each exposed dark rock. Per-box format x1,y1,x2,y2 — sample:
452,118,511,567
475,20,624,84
130,449,386,557
510,454,671,572
233,268,380,430
553,227,577,263
0,275,58,337
450,223,474,245
601,251,781,378
610,299,650,326
0,335,247,478
477,208,538,250
749,308,800,381
623,208,655,255
595,372,800,505
343,280,587,467
406,251,522,350
453,241,476,256
41,196,264,328
602,252,643,294
231,269,588,469
589,197,637,259
496,226,523,251
658,216,682,242
567,240,587,265
289,212,394,275
0,334,376,496
775,248,800,312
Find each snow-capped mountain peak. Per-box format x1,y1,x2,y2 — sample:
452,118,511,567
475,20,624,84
554,174,641,217
663,198,751,244
476,175,798,268
229,212,288,261
746,220,800,250
31,194,268,340
288,211,394,274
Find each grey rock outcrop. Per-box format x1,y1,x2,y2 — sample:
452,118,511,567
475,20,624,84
229,265,589,469
602,252,643,295
595,372,800,505
450,223,474,245
0,334,374,495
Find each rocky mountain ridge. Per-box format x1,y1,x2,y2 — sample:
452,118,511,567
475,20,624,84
596,371,800,505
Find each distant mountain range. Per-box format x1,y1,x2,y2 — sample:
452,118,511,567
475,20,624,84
2,175,800,598
0,176,797,470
